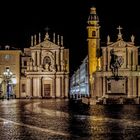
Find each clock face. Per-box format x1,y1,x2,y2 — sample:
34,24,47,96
4,54,10,60
4,54,13,61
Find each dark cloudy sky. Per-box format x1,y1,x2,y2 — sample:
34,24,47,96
0,0,139,74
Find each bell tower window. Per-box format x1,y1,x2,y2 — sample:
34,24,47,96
92,31,96,36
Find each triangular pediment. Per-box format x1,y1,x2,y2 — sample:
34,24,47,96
40,40,60,49
107,40,135,48
31,39,60,50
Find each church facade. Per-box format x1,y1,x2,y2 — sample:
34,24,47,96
88,7,140,100
94,32,140,99
70,6,140,103
0,32,69,99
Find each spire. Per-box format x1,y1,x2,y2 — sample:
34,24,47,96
117,26,123,40
53,33,56,43
57,35,60,45
39,32,41,43
131,34,135,44
107,35,110,45
34,34,37,45
44,27,50,40
61,36,63,46
31,35,33,46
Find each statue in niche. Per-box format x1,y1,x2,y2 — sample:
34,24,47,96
43,56,51,71
45,63,49,71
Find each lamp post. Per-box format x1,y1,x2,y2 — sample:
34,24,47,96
3,68,13,100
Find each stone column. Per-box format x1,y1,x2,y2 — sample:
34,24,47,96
56,76,61,97
60,48,64,71
56,51,60,71
136,49,138,66
128,77,132,98
37,51,40,66
39,77,42,97
99,77,103,97
61,76,64,98
29,61,33,71
108,49,111,71
31,51,36,66
102,48,106,71
103,77,106,97
138,77,140,97
133,77,137,97
95,77,99,97
132,50,136,71
65,75,69,98
27,77,32,97
52,77,56,98
127,49,131,69
27,62,30,71
33,78,37,97
37,78,40,97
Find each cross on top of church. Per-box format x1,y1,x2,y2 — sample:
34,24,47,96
117,26,122,34
117,26,123,40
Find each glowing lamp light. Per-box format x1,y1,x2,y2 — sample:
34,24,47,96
12,78,17,84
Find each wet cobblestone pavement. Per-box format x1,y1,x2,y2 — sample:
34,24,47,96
0,99,140,139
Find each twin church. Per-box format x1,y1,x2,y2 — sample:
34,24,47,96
1,6,140,101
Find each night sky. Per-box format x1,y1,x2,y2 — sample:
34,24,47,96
0,0,140,75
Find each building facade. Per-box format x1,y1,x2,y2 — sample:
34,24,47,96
70,56,89,99
0,32,69,99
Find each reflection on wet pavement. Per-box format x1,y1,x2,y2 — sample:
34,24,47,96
0,99,140,139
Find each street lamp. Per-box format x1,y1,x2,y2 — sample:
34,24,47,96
3,68,13,100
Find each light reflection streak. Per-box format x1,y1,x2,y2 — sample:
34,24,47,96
0,117,70,137
25,102,140,127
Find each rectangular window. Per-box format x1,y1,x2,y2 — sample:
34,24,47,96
108,83,111,91
22,84,26,92
24,61,27,66
92,31,96,36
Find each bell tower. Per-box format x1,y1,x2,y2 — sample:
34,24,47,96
87,6,101,97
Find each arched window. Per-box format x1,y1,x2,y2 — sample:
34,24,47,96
43,56,51,65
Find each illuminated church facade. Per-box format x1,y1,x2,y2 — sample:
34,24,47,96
70,6,140,102
0,32,69,99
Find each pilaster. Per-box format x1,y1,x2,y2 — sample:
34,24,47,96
138,77,140,97
103,77,106,97
64,75,69,98
133,76,137,97
128,77,132,98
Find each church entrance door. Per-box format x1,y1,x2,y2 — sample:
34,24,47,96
44,84,51,98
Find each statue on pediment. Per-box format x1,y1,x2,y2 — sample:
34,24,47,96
131,35,135,44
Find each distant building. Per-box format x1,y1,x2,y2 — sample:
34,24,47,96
70,6,140,102
70,56,89,99
0,32,69,99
